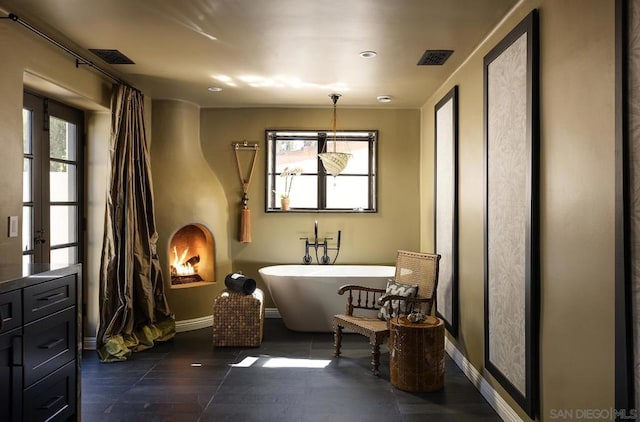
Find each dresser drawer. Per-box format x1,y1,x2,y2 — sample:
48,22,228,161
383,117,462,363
0,290,21,335
23,275,76,324
23,360,75,422
23,307,76,387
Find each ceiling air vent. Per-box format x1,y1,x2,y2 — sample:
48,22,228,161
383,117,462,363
417,50,453,66
89,49,135,65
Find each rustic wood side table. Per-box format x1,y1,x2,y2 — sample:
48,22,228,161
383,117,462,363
389,315,445,392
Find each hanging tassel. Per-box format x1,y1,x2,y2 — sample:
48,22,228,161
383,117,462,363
240,207,251,243
233,146,258,243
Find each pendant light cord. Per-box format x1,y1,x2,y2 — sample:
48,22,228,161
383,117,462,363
321,93,341,153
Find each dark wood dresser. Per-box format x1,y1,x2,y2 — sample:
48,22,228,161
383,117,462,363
0,264,82,422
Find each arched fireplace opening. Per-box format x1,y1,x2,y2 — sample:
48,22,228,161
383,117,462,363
169,223,215,287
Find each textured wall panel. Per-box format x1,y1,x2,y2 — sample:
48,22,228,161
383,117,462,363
487,33,528,396
435,88,457,334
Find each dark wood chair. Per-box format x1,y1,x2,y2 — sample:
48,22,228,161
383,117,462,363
332,250,441,375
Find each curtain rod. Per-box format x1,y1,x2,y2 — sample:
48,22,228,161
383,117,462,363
3,12,134,89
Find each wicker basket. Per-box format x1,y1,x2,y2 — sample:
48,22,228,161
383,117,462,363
213,288,264,347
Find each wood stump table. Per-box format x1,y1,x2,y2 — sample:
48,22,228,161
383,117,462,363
389,315,445,392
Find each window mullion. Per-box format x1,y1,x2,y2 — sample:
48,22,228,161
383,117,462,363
369,136,375,210
268,133,277,209
318,133,327,210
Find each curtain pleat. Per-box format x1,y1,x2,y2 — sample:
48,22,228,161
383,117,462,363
97,84,175,362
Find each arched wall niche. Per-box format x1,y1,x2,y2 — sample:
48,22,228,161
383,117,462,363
169,223,215,288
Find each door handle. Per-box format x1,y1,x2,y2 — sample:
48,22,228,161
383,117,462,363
34,228,46,245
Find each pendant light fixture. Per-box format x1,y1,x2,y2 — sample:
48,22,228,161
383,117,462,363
318,93,351,176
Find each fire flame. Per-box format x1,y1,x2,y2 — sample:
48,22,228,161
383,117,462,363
172,246,195,276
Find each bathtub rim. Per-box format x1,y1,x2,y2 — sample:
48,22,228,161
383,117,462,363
258,264,396,278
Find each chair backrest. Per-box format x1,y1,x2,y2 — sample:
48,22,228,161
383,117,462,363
394,250,441,301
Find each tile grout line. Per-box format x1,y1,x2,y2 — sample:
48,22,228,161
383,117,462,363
197,349,240,421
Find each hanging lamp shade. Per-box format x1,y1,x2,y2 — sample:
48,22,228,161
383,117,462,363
319,93,351,176
318,151,351,176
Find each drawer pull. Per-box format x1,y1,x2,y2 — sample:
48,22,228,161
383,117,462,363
39,292,66,302
39,338,64,349
40,395,64,410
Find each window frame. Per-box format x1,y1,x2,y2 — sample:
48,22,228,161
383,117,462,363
265,129,378,213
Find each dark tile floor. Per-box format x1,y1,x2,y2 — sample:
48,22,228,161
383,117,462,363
82,319,502,421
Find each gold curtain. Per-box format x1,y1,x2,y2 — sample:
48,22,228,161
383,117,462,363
96,84,175,362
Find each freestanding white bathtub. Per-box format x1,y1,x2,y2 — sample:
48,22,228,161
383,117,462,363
258,265,395,332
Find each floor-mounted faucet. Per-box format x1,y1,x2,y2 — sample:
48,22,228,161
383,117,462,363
300,220,342,265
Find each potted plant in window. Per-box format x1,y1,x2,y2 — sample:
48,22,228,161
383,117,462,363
280,167,303,210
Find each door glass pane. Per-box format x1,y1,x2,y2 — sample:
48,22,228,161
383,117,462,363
23,254,33,266
326,176,369,209
49,205,77,245
50,162,77,201
22,206,33,252
23,109,32,154
49,116,77,161
23,158,32,202
50,246,77,265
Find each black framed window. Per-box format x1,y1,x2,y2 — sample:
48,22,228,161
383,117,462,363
265,130,377,212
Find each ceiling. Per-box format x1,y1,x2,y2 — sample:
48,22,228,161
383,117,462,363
0,0,518,108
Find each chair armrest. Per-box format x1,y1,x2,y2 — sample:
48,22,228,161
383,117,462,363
337,284,386,295
337,285,387,316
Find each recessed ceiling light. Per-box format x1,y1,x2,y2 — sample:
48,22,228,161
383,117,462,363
359,50,377,58
207,86,223,92
377,95,392,103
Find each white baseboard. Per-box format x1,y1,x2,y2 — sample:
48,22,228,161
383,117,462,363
82,308,282,350
175,315,213,332
265,307,281,319
83,337,96,350
445,338,522,422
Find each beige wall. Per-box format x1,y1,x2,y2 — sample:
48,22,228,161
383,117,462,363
0,17,421,328
200,107,421,269
148,106,421,316
420,0,615,420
